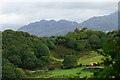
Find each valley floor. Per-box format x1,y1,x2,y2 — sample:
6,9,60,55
27,50,104,78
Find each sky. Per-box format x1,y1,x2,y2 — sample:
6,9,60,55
0,0,119,30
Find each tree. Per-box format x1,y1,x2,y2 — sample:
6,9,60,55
34,43,49,58
2,63,17,79
63,55,77,68
15,68,26,79
34,59,43,68
47,41,56,50
22,58,35,69
76,40,87,51
66,37,77,48
55,35,66,45
2,62,26,79
40,56,50,65
88,35,100,49
8,55,22,67
93,37,120,78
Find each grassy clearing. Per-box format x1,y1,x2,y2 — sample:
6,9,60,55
48,67,84,77
78,51,104,65
80,71,93,78
31,67,93,78
50,56,63,62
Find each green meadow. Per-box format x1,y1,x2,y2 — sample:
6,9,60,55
29,67,93,78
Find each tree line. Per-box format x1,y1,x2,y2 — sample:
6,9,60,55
2,28,120,79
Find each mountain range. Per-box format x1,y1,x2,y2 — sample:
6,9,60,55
80,12,118,31
18,12,118,37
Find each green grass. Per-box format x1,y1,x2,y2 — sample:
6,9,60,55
50,56,63,62
31,67,93,78
78,51,104,65
48,67,84,77
80,71,93,78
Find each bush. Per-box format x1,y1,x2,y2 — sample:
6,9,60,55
79,64,82,67
63,55,77,68
15,68,26,78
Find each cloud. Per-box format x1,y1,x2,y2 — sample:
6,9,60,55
2,0,120,2
0,2,118,30
1,2,117,14
0,13,24,24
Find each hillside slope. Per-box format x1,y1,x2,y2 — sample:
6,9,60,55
79,12,118,31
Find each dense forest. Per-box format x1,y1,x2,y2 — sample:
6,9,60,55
2,28,120,79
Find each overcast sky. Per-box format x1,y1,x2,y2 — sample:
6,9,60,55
0,0,119,30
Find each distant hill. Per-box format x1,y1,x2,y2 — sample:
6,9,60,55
18,20,79,37
79,12,118,31
18,12,118,37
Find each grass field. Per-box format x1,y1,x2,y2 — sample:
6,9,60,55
78,51,104,65
31,67,93,78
